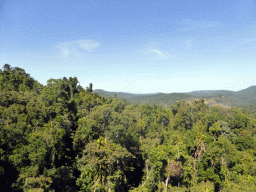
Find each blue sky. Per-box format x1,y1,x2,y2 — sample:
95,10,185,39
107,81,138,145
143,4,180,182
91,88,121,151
1,0,256,94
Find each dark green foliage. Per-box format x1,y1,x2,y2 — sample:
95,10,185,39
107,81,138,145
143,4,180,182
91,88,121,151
1,64,256,191
86,82,93,93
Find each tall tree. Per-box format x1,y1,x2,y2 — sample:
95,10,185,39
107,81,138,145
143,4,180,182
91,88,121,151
86,82,93,93
68,77,79,101
3,64,11,71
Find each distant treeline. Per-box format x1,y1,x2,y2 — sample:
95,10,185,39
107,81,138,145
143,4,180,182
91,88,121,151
94,85,256,108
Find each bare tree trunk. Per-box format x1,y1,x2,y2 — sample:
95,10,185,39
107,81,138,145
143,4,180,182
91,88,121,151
103,125,107,143
165,176,170,192
116,160,120,191
146,165,149,179
142,159,150,186
165,155,170,191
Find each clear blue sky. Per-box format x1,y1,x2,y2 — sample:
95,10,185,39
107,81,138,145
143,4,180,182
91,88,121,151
1,0,256,94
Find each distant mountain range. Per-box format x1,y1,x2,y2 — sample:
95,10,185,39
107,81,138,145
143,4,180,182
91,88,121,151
93,86,256,108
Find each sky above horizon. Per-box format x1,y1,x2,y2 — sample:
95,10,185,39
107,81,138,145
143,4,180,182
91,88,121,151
1,0,256,94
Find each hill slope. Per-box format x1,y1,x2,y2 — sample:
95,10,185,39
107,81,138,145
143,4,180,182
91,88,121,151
94,86,256,107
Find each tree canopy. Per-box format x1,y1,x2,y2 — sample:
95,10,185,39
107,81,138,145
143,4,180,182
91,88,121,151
1,64,256,191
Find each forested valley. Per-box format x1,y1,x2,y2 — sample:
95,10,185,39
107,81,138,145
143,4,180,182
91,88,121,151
1,64,256,192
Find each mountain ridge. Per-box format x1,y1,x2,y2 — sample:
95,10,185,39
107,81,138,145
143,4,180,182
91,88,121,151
94,85,256,108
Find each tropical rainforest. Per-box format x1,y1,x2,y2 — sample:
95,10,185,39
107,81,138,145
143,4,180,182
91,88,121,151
1,64,256,192
93,86,256,108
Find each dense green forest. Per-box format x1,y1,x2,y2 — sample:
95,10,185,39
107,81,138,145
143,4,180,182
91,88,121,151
94,85,256,108
1,64,256,191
